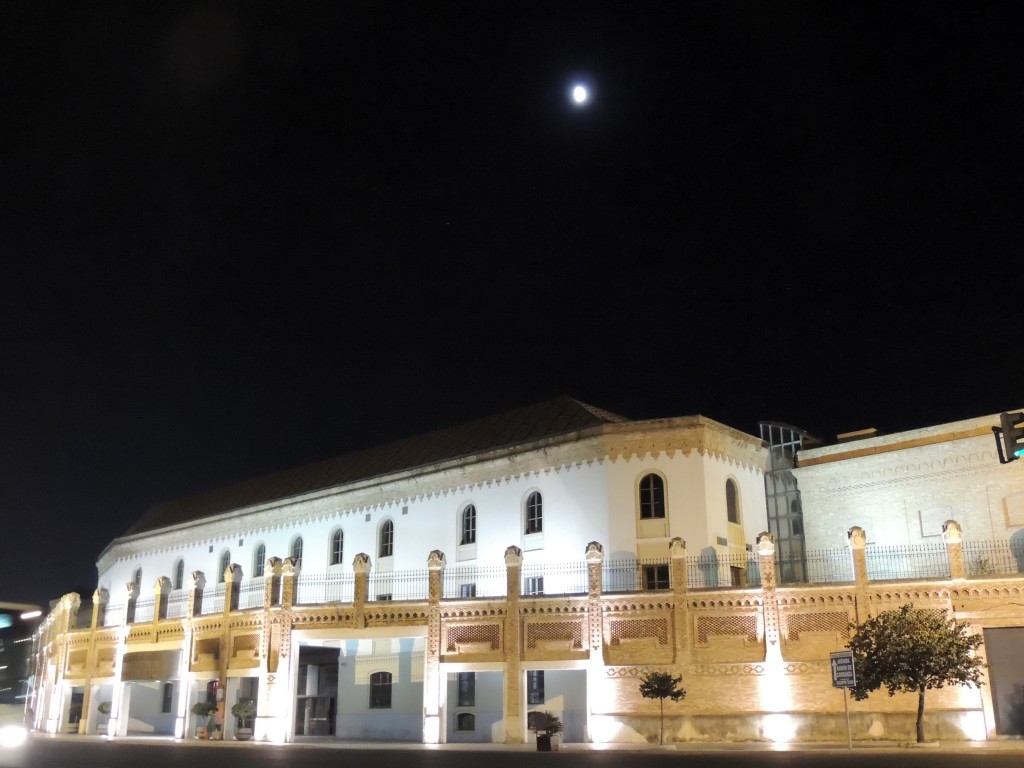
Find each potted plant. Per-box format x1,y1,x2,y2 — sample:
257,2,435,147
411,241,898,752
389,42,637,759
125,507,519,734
535,711,563,752
190,701,216,739
231,699,256,741
97,701,111,732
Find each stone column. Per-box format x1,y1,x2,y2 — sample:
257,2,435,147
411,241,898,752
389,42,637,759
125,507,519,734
91,588,109,630
584,542,605,744
669,537,690,662
757,532,782,663
847,526,869,622
154,577,172,621
423,550,446,744
189,571,206,618
264,557,283,607
943,520,966,580
280,557,298,608
124,582,139,625
224,564,242,613
353,553,371,628
503,545,524,743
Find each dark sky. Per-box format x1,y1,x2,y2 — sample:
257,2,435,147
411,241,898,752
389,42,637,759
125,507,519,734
3,1,1022,608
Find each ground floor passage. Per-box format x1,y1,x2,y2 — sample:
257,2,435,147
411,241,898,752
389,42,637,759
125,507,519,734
293,634,587,744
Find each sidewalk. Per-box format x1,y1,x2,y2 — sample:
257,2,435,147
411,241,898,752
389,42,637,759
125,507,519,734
40,733,1024,752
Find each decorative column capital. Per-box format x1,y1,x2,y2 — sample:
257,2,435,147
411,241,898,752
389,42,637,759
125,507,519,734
190,571,207,591
756,531,776,558
942,519,963,544
93,588,109,605
154,577,172,595
584,541,604,564
124,582,139,602
847,526,867,549
352,553,372,575
427,550,447,570
281,557,299,576
669,537,687,559
503,545,523,567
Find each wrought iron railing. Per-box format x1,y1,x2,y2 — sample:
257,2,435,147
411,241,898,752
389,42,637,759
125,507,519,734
295,573,355,605
201,582,226,615
865,542,951,581
133,597,155,623
521,560,588,597
963,539,1024,577
603,558,673,593
238,577,268,610
778,547,854,584
443,564,508,600
687,553,762,589
368,568,430,602
167,590,190,619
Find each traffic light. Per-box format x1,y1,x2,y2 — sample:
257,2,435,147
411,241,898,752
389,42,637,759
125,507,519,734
998,412,1024,463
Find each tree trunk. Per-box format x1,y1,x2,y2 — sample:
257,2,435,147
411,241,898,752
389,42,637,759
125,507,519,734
916,686,926,743
659,698,664,745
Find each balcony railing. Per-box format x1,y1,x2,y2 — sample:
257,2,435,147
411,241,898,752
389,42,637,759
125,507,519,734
521,560,588,597
368,568,430,602
779,547,855,584
167,590,190,619
866,542,951,581
107,534,1024,625
443,564,507,600
296,573,354,605
687,553,762,589
963,539,1024,577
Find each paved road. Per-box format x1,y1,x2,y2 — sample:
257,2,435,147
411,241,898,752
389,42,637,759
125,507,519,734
7,738,1024,768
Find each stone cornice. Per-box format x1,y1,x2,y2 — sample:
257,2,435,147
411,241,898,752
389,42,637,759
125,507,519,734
792,437,1010,496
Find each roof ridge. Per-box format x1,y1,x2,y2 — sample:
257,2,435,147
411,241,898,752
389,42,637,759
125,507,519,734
122,396,630,537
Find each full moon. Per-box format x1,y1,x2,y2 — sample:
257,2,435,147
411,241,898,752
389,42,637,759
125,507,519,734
571,85,589,104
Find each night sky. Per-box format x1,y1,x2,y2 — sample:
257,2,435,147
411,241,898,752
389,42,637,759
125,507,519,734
3,2,1022,608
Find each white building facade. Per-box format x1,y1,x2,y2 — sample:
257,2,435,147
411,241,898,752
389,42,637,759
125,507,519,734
30,399,1024,744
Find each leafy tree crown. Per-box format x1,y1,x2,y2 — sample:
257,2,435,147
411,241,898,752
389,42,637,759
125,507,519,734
847,603,984,701
638,670,686,702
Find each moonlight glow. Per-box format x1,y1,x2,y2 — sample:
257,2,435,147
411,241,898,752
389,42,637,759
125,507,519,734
571,84,589,104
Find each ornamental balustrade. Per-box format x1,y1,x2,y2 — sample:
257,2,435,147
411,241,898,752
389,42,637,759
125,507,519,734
81,523,1024,629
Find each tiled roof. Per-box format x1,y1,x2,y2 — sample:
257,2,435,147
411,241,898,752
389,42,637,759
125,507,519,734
122,396,627,537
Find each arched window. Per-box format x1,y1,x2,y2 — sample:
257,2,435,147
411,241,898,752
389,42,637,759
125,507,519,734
369,671,392,709
291,537,304,568
219,550,231,582
456,712,476,731
525,492,543,534
330,529,344,565
460,505,476,545
726,479,740,524
639,474,666,519
253,544,266,578
173,559,185,591
379,520,394,558
133,567,142,589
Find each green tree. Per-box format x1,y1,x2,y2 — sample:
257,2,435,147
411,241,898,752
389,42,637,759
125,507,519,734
638,670,686,745
847,603,985,743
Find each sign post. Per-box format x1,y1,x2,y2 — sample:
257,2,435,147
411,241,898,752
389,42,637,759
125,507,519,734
830,651,856,749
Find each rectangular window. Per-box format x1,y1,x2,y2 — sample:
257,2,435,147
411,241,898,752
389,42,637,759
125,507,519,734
161,682,174,713
376,593,393,602
730,565,743,587
526,670,545,705
457,672,476,707
460,583,477,598
642,564,670,591
524,576,544,596
370,672,392,709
